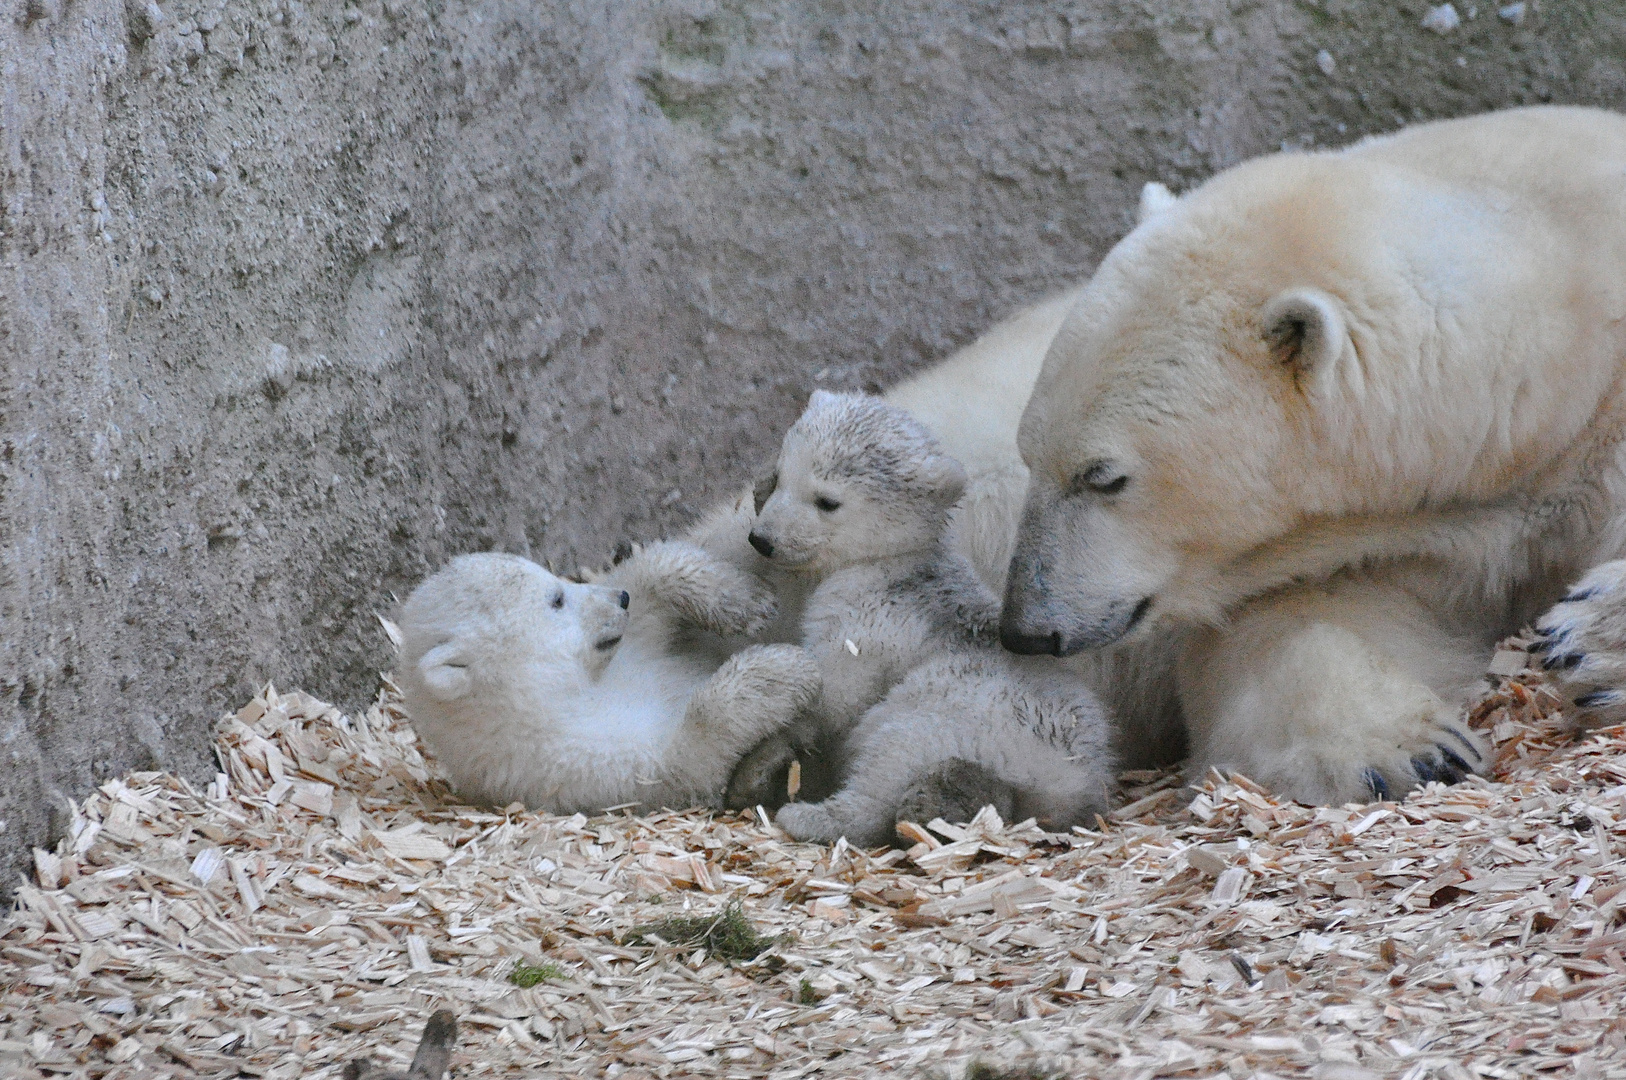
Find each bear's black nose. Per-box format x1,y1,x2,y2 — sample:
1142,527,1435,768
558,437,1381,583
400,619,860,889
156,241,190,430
618,590,630,610
748,532,774,558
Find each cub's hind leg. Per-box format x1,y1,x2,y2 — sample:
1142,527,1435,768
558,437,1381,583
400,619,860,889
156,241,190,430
894,758,1016,831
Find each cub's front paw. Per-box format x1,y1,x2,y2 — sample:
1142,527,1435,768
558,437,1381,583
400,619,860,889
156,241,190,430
775,801,841,844
1534,560,1626,725
700,570,780,637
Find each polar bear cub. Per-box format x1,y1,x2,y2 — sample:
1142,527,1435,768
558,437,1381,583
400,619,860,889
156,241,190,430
397,544,820,815
749,391,1117,846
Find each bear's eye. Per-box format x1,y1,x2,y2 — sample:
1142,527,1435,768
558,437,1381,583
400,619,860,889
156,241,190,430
551,590,565,610
814,495,842,513
1072,463,1129,496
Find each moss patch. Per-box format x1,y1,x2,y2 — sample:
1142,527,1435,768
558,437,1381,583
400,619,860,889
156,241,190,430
507,960,567,988
624,901,783,963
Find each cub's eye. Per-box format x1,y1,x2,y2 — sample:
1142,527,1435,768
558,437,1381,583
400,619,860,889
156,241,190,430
1072,463,1129,496
814,495,842,513
551,591,565,609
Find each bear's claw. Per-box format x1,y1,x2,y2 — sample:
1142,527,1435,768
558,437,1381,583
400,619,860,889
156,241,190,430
1362,768,1391,801
1442,726,1482,761
1533,559,1626,726
1409,742,1472,787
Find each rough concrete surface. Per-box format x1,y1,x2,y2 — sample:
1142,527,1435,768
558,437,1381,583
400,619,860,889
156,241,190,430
1,0,1623,890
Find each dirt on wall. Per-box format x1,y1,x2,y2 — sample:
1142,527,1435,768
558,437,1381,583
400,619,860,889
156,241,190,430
1,0,1622,891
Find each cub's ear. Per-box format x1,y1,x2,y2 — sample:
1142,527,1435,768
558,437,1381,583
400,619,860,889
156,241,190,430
915,452,968,507
417,642,472,701
1136,181,1178,224
752,472,778,516
1260,287,1354,394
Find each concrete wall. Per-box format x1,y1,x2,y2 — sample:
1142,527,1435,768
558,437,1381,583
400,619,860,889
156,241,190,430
2,0,1623,889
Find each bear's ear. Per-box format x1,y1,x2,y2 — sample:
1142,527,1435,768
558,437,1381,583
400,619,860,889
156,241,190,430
752,472,778,515
914,452,968,507
418,642,473,701
1136,181,1179,224
1260,288,1352,392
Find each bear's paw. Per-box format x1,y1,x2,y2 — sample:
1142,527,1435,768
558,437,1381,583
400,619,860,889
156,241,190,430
1533,559,1626,726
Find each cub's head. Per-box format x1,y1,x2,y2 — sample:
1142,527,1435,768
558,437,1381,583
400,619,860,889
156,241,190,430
748,390,967,575
400,553,631,709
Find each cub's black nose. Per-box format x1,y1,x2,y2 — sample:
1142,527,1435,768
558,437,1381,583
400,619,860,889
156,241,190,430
618,591,630,610
748,532,774,558
1000,626,1063,656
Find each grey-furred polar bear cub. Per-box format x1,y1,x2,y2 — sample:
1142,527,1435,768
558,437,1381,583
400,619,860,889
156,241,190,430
748,390,1117,846
397,544,820,815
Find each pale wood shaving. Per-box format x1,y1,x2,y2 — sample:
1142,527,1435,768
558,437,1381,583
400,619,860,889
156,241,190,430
4,643,1626,1078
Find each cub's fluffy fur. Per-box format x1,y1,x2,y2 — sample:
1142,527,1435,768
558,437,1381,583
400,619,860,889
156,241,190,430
748,391,1116,846
398,544,819,815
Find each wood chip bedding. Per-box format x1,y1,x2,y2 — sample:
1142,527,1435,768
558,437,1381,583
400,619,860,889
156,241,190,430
4,641,1625,1079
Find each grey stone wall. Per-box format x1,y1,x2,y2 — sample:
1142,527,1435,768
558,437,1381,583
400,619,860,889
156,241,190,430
2,0,1623,890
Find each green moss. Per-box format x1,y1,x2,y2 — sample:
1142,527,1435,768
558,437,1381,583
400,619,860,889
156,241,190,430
964,1062,1059,1080
507,960,567,988
796,978,819,1005
624,901,783,963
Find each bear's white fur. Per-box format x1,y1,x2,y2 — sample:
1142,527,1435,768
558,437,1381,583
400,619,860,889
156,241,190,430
1001,106,1626,803
749,392,1116,845
397,545,819,814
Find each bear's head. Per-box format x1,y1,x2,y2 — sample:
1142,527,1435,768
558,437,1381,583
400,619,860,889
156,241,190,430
400,553,631,708
749,390,967,574
999,153,1550,656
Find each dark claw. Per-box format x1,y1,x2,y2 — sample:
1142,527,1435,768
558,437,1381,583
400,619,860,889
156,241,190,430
1444,727,1482,761
1543,651,1585,671
1575,690,1618,709
1432,753,1468,784
1438,746,1472,775
1363,768,1391,801
1562,587,1599,603
1528,635,1556,654
1411,756,1439,784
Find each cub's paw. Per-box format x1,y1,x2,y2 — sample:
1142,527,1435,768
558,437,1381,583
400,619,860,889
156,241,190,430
691,567,779,637
619,541,780,635
725,734,799,812
775,801,842,844
1534,560,1626,725
894,759,1015,837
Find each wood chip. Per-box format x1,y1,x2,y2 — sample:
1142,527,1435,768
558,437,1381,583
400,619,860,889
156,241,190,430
4,650,1626,1078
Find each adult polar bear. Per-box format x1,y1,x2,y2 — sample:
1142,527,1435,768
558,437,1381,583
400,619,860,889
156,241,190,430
999,106,1626,804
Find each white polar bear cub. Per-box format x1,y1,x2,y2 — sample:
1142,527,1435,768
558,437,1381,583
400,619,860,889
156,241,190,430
751,391,1117,846
397,545,820,815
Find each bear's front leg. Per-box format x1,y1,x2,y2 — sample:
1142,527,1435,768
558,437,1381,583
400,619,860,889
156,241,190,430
1533,559,1626,726
1176,580,1491,805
